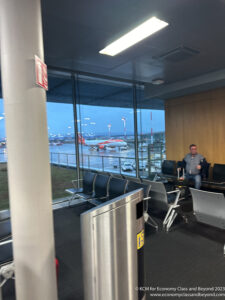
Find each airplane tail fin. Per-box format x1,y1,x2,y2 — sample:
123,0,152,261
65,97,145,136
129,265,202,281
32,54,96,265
78,133,85,145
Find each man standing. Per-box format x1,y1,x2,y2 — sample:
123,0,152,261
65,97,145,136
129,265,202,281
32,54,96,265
179,144,207,189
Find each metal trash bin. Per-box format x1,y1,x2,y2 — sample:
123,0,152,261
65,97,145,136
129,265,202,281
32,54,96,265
81,189,145,300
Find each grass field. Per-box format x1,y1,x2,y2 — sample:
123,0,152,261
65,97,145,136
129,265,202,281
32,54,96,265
0,163,78,210
0,163,9,211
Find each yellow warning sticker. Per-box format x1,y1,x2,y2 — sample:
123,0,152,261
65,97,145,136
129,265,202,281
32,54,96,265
137,229,144,250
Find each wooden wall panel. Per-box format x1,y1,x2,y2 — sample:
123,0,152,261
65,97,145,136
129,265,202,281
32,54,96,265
165,87,225,165
165,104,184,160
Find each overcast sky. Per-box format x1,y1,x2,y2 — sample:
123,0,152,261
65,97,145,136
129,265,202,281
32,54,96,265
0,99,165,139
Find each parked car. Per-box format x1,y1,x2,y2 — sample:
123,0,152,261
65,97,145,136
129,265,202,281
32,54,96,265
121,162,133,172
132,162,147,171
119,146,128,151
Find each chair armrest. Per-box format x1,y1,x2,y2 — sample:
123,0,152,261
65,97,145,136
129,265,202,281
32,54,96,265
167,189,181,206
178,197,185,201
143,196,151,212
202,180,225,185
0,235,12,243
98,196,108,200
172,204,180,209
72,179,83,182
72,179,83,188
88,195,107,201
0,239,12,246
167,189,180,194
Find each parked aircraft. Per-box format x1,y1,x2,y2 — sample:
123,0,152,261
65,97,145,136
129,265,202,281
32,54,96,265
78,134,128,150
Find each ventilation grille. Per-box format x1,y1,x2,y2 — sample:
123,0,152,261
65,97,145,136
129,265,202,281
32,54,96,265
154,46,199,62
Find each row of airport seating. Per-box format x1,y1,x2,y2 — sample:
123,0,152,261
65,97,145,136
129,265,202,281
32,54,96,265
152,161,225,254
1,168,225,285
69,170,225,253
65,171,182,231
161,160,225,183
67,168,225,232
0,172,156,293
66,172,151,206
153,161,225,240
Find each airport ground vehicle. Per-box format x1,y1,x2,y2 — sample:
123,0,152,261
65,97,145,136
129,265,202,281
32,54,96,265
132,161,147,171
121,162,133,172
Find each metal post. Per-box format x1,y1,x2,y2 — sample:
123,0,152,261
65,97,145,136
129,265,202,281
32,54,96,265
88,155,90,169
72,75,81,187
66,153,69,167
160,143,163,167
133,84,139,178
102,156,104,171
0,1,58,299
148,144,151,178
58,153,60,165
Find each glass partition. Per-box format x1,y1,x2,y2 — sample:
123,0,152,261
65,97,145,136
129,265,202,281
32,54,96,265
46,73,77,202
76,76,136,177
136,85,165,178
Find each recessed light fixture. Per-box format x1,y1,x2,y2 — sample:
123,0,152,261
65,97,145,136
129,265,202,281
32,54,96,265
151,79,165,85
99,17,169,56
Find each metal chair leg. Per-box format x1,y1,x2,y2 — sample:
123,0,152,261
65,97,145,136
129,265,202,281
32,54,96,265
144,211,158,231
163,206,173,227
166,210,178,232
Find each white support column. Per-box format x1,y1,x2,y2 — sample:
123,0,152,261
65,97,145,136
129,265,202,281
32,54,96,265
0,0,58,299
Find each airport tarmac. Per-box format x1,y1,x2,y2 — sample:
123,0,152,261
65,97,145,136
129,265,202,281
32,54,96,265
0,143,164,176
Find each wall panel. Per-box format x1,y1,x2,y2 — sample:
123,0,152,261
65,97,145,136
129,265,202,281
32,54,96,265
165,87,225,165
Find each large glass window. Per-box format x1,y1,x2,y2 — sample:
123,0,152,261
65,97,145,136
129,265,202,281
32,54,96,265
0,69,167,212
47,73,77,202
136,85,166,178
76,76,136,177
0,97,9,210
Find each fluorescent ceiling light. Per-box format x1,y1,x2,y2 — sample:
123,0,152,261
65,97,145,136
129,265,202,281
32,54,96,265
99,17,168,56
